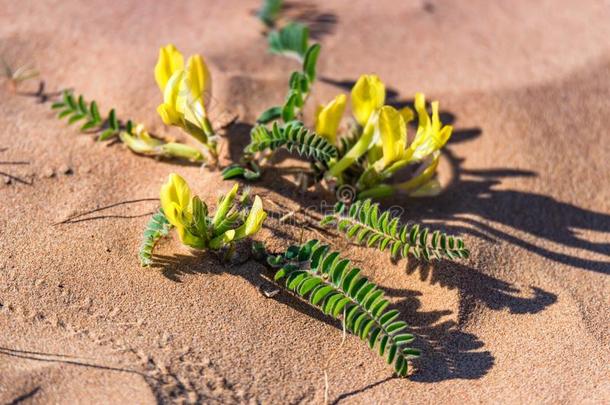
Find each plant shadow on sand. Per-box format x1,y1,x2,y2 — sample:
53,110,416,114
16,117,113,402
148,231,555,387
227,78,610,275
215,82,575,388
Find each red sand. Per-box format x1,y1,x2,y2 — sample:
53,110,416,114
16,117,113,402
1,0,609,403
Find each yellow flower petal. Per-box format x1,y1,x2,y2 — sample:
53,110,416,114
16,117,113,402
212,184,239,227
414,92,429,130
163,69,185,108
177,55,211,116
187,55,211,105
157,104,179,126
154,44,184,92
400,106,415,124
315,94,346,144
377,106,407,168
160,173,192,227
157,70,185,126
351,74,385,126
408,93,453,161
235,195,267,239
159,173,207,248
244,196,267,236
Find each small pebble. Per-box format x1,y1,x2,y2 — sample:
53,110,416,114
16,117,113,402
42,167,55,178
59,165,73,175
3,177,11,185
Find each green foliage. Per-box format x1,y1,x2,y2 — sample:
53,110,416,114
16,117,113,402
139,209,173,266
257,106,283,124
268,22,309,60
257,43,321,124
222,161,262,181
246,121,338,165
257,0,283,28
140,181,267,265
51,90,132,141
223,44,328,181
321,199,470,261
267,239,420,377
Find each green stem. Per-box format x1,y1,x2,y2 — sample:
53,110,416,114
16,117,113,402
357,184,395,200
327,112,377,178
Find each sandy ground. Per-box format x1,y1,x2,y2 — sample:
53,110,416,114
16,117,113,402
1,0,609,403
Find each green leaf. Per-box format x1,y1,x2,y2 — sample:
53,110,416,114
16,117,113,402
80,121,97,131
58,109,73,119
98,128,116,141
320,198,469,263
68,114,85,124
109,109,119,130
90,101,101,122
257,106,282,124
221,163,261,181
245,121,337,165
268,22,309,59
302,44,321,82
78,95,87,113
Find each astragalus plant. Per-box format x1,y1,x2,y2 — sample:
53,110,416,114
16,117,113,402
155,45,219,165
140,174,267,266
223,46,454,200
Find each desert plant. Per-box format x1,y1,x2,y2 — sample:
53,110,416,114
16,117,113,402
259,239,420,376
224,66,454,200
139,174,267,266
222,43,324,180
257,43,321,124
321,199,470,261
246,121,337,167
154,44,218,164
51,90,203,162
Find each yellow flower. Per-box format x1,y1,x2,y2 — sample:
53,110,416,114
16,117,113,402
407,93,453,161
177,55,212,126
159,173,204,248
315,94,346,144
155,46,215,148
154,44,184,92
351,74,385,126
375,105,407,169
157,69,185,126
235,196,267,239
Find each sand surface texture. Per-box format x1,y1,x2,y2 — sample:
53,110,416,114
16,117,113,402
1,0,609,403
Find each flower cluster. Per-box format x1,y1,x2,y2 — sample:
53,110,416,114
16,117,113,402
155,45,218,162
160,174,267,250
318,74,454,198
